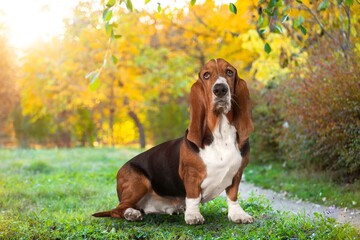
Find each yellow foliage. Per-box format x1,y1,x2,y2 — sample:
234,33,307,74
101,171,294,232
240,30,307,82
113,121,137,145
13,0,359,147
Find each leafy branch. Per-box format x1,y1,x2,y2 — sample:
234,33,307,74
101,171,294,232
88,0,357,85
86,0,125,90
87,0,239,86
256,0,356,55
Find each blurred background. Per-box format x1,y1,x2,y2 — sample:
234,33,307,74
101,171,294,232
0,0,359,182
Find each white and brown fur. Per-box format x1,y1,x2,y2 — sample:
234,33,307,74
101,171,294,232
93,58,254,225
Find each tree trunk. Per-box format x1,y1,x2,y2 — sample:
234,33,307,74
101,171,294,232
0,122,3,147
128,110,145,148
109,77,115,147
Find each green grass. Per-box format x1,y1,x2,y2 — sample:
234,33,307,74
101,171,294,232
0,148,359,239
245,163,360,209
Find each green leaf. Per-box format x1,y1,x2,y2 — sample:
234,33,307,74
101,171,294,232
145,0,151,4
86,70,101,91
264,43,271,54
106,0,116,8
317,0,329,11
111,55,118,64
229,3,237,14
85,71,95,80
296,0,303,3
268,0,276,8
102,8,112,22
190,0,196,6
157,3,161,13
126,0,133,11
299,25,307,35
259,28,267,35
89,78,100,91
273,24,283,34
258,14,264,26
276,0,284,7
298,15,304,24
263,7,275,16
282,5,291,14
281,14,288,23
294,15,304,28
114,34,122,39
345,0,354,5
105,23,113,36
111,22,118,29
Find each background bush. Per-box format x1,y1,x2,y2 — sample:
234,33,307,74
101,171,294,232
251,40,360,183
250,81,285,164
282,44,360,182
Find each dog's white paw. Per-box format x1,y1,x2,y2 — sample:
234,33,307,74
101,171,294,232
124,208,143,221
185,196,204,225
185,212,205,225
227,197,254,224
228,210,254,224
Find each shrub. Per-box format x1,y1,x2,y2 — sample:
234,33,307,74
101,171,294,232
250,81,285,164
146,97,189,144
281,44,360,182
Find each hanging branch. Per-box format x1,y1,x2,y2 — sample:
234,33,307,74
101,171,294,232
300,4,338,45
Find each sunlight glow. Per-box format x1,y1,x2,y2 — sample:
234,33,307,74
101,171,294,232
0,0,77,50
0,0,231,51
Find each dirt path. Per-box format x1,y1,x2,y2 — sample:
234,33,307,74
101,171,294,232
226,182,360,228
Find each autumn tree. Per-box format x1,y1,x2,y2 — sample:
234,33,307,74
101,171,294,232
0,24,17,147
12,0,359,165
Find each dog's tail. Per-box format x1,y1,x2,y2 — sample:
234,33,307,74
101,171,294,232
92,210,112,218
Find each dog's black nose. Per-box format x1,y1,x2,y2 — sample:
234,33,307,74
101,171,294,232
213,83,228,97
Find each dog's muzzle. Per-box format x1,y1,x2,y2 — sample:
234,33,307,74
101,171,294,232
212,82,231,114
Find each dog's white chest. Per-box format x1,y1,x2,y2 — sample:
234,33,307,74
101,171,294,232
200,115,242,202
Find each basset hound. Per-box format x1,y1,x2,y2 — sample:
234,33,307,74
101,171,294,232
93,58,254,224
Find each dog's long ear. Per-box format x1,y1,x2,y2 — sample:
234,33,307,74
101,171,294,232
187,80,206,149
233,75,253,148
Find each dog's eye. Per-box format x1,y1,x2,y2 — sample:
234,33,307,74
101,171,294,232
226,69,233,77
203,72,211,80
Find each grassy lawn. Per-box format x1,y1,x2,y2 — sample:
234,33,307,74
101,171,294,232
245,163,360,209
0,148,358,239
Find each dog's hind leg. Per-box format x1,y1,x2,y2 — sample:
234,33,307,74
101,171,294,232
93,163,150,220
110,164,150,220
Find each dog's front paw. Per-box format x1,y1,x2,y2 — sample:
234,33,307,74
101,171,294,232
124,208,143,221
185,196,204,225
185,212,205,225
228,210,254,224
227,197,254,224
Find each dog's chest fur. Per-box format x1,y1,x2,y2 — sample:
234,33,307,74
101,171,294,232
200,114,242,202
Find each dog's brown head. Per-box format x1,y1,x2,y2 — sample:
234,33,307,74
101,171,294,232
187,58,253,149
